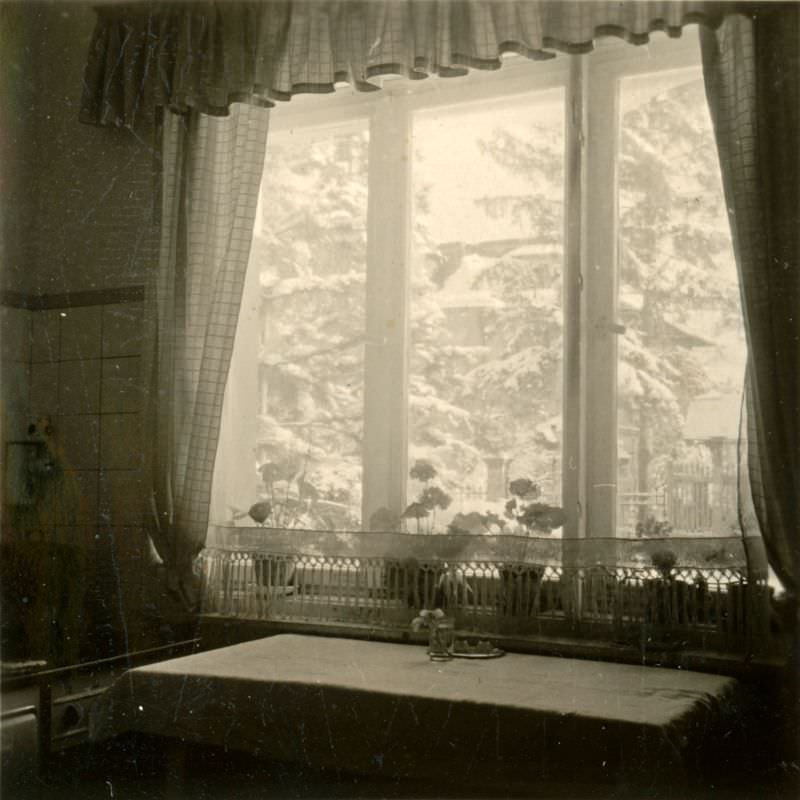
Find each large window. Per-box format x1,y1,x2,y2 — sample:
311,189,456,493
215,28,746,542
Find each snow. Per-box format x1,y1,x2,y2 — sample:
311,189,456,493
440,254,495,293
438,290,504,310
260,270,365,297
535,416,561,447
409,393,473,422
413,89,564,244
504,243,563,259
683,392,742,440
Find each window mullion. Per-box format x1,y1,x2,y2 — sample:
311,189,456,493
584,63,620,539
361,93,412,528
563,56,588,544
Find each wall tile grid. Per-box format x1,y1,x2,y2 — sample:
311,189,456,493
3,299,156,655
7,301,145,539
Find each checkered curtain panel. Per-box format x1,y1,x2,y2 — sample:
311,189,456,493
700,9,800,594
80,0,729,129
142,104,269,603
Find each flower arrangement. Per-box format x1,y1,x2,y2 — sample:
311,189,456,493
504,477,566,535
368,506,402,532
403,460,452,533
231,460,359,530
409,459,437,484
410,607,446,631
447,510,504,535
651,549,678,581
411,607,454,660
227,461,319,528
443,477,566,537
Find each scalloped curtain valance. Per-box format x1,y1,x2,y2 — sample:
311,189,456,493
80,0,745,129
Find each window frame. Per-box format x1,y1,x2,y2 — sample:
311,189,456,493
219,29,710,539
580,33,715,542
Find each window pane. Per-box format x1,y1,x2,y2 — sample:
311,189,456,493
251,125,368,529
616,68,746,537
409,89,565,534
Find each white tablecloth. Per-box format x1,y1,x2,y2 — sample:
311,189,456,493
90,634,743,786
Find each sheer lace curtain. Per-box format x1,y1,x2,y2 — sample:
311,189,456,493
141,105,268,605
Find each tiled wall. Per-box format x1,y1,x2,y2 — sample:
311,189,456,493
2,298,157,656
27,302,145,532
2,2,165,661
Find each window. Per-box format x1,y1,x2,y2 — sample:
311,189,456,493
251,124,369,530
615,67,745,538
215,27,746,544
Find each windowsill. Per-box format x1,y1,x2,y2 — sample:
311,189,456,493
200,526,778,667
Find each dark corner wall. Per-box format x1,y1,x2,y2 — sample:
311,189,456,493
1,1,161,296
1,1,179,667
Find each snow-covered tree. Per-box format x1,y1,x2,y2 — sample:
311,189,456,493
616,77,741,506
465,74,742,524
251,130,369,525
251,73,741,532
408,117,565,506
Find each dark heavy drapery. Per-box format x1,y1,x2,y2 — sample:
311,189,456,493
80,0,738,129
701,8,800,596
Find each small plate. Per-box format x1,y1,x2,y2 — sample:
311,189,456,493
451,645,505,659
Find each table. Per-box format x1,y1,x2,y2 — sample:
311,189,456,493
90,634,744,790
